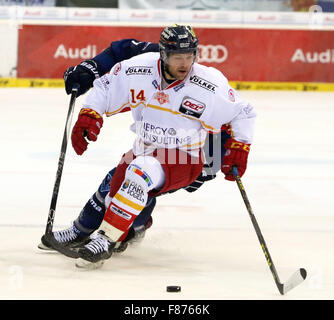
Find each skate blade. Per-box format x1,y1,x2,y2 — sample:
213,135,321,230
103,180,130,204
37,243,55,251
75,258,104,270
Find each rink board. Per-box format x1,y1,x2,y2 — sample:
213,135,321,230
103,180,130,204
1,77,334,92
16,24,334,83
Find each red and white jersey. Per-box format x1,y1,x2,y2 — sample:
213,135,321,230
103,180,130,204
83,52,256,157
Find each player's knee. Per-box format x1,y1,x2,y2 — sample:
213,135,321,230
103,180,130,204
105,157,164,209
126,156,165,191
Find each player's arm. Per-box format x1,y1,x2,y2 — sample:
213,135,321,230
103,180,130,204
94,39,159,75
64,39,159,96
220,92,256,181
71,62,130,155
200,77,256,181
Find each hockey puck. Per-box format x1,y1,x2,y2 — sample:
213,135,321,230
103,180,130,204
166,286,181,292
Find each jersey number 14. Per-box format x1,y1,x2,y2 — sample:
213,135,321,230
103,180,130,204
130,89,146,103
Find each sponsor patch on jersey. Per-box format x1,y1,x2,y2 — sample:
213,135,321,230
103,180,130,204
190,75,217,93
125,66,153,76
179,96,206,118
126,181,145,203
139,121,191,147
142,122,176,136
173,82,185,92
110,205,132,221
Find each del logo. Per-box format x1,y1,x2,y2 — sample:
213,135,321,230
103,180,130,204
154,91,170,104
179,96,206,118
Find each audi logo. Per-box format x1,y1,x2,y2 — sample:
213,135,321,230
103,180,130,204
198,44,228,63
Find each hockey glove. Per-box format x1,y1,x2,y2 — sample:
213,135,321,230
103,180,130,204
221,138,250,181
184,165,216,193
71,108,103,155
63,60,100,96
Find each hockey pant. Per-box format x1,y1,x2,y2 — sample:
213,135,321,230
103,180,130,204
99,148,204,242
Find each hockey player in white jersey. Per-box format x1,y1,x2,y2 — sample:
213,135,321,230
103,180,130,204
68,25,256,268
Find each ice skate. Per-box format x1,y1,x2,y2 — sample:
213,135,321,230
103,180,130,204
38,222,91,251
75,230,116,269
109,227,146,253
112,241,129,253
112,216,153,253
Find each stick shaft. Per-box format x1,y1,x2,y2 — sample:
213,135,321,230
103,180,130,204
232,166,284,294
44,85,79,235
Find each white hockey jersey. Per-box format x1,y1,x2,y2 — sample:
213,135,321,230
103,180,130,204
83,52,256,157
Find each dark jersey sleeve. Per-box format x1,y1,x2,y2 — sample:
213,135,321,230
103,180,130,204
93,39,159,76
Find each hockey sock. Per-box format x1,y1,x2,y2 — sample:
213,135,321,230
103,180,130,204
101,156,165,242
74,166,158,239
132,197,156,228
74,192,106,235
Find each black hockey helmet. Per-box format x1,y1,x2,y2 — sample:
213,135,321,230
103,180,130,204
159,25,199,63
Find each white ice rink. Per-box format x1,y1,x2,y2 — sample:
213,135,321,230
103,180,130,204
0,88,333,300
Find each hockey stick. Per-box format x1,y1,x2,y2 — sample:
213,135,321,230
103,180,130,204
232,166,307,295
42,84,81,258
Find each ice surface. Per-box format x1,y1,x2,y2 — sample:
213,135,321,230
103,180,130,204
0,88,333,300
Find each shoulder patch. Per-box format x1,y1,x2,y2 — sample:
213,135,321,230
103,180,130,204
189,75,217,93
100,75,111,90
179,96,206,119
228,88,235,102
113,62,122,76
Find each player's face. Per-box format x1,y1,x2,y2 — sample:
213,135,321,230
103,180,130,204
166,52,195,80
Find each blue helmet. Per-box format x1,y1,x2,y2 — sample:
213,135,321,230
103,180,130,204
159,25,199,63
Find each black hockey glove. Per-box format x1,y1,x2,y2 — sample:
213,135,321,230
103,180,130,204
63,60,100,96
183,165,217,193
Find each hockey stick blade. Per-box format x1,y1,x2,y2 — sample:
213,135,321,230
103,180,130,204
44,233,80,259
280,268,307,295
